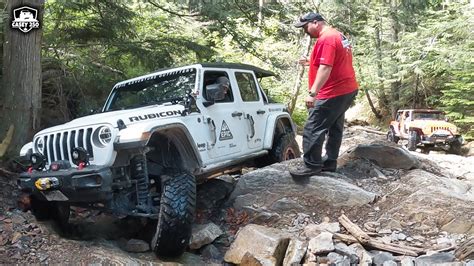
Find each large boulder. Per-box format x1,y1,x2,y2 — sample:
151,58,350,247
229,162,376,219
224,224,290,265
351,143,419,170
378,169,474,235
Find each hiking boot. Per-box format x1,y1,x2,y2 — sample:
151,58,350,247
322,158,337,172
289,160,321,178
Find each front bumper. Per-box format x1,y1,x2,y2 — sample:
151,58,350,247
18,166,113,203
421,135,462,145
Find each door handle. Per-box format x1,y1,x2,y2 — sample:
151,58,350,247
232,111,243,117
256,110,266,115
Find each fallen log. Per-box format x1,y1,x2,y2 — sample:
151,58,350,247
333,233,358,244
455,237,474,261
338,214,424,257
352,126,386,136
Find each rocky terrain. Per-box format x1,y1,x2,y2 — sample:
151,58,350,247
0,126,473,265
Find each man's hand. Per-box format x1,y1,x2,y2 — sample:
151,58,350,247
305,95,316,109
298,56,309,66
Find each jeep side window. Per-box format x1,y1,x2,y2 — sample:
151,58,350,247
235,72,260,102
203,71,233,103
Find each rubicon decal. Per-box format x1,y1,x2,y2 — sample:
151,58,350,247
11,6,40,33
129,110,182,122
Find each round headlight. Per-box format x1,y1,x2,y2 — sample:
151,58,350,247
97,126,112,146
35,137,44,154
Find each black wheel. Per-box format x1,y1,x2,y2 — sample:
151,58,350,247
271,133,301,162
387,128,399,143
449,139,462,155
152,172,196,257
408,131,419,151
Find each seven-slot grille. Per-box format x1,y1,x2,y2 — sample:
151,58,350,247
40,128,94,165
431,126,450,133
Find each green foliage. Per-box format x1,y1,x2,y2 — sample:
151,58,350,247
4,0,470,138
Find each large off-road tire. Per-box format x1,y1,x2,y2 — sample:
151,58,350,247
152,172,196,257
387,128,399,143
407,130,419,151
270,133,301,162
448,139,462,155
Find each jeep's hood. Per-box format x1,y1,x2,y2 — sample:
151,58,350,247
35,104,185,136
409,120,457,134
409,120,456,128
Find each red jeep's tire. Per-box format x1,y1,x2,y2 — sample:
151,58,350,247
152,172,196,257
387,128,399,143
408,131,419,151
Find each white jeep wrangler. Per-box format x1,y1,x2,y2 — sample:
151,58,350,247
18,63,300,257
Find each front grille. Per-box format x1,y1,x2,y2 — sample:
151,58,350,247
431,126,450,133
42,128,94,165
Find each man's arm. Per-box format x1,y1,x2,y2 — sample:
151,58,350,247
309,64,332,96
305,64,333,108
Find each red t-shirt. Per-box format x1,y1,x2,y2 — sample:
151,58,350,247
308,28,358,99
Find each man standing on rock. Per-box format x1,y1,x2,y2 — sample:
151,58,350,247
289,12,358,178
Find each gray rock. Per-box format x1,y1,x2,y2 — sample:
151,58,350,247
379,228,393,234
400,256,415,266
249,211,281,224
334,242,359,264
327,252,350,266
304,222,340,238
415,252,456,266
370,251,395,265
308,232,334,255
283,238,307,266
197,178,234,210
224,224,290,265
123,239,150,253
229,164,377,217
466,260,474,266
353,143,419,169
350,243,372,265
270,197,304,212
201,244,222,262
189,223,223,250
398,232,407,241
383,260,397,266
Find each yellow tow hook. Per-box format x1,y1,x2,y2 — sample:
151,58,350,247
35,177,60,191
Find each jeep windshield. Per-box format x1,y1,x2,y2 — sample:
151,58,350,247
105,68,196,111
413,112,445,120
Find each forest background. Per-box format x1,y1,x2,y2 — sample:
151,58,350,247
0,0,473,158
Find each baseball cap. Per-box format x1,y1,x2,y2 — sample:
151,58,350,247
294,12,325,28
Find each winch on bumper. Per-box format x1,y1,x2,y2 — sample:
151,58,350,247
18,165,113,203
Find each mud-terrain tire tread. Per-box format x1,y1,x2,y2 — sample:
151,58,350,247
387,128,399,143
449,140,462,155
408,131,419,151
270,133,301,162
152,172,196,257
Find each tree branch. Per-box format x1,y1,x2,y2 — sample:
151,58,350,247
148,0,200,17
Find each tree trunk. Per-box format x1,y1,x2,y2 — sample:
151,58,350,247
389,0,401,119
288,36,312,115
0,0,44,159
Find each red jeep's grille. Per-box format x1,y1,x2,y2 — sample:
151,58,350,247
431,127,450,132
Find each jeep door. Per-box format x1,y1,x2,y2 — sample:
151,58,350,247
233,71,266,150
200,70,247,160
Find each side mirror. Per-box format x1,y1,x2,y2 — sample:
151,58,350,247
206,84,226,102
